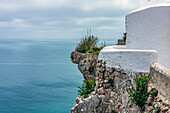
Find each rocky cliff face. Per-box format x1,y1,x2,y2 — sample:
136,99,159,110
70,51,170,113
71,51,98,80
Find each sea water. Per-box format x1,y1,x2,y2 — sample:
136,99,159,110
0,39,116,113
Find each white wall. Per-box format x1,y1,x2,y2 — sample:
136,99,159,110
99,46,157,73
126,6,170,69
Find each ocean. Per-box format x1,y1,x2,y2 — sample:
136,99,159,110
0,39,116,113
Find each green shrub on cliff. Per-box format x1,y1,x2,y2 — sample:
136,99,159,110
78,79,96,98
86,49,95,54
86,46,103,55
75,36,99,53
126,74,156,111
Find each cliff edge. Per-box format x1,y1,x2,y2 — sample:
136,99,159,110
70,51,170,113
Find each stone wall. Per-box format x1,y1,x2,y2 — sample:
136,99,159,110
70,51,170,113
147,63,170,112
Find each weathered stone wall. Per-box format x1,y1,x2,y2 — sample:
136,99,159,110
146,63,170,112
94,60,139,113
150,63,170,105
71,51,170,113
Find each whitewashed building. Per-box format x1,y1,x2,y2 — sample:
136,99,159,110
99,0,170,73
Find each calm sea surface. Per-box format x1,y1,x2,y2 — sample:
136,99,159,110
0,39,116,113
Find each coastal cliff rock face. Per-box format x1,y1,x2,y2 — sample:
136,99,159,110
71,51,170,113
71,51,98,80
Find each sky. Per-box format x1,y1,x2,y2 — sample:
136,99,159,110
0,0,147,40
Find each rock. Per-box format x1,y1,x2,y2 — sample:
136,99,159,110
95,76,99,80
130,109,140,113
147,106,154,111
78,63,86,72
98,95,105,102
98,73,103,79
100,102,110,113
105,89,111,100
115,68,121,72
110,91,116,98
104,72,110,77
113,71,120,77
161,107,169,112
103,84,110,89
84,71,90,75
88,95,100,107
147,95,154,104
76,97,81,104
104,80,108,83
97,63,102,68
95,80,99,87
95,71,100,76
106,67,113,73
99,67,105,72
97,87,105,95
110,73,115,79
71,104,79,113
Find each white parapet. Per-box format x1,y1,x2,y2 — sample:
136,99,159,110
99,45,157,73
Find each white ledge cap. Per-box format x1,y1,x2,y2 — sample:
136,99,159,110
128,0,170,15
99,46,157,73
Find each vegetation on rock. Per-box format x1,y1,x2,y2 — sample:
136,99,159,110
126,74,156,111
111,110,117,113
86,46,103,55
78,79,96,98
108,78,114,87
75,36,99,53
153,106,158,113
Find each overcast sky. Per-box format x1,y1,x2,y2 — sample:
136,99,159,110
0,0,147,40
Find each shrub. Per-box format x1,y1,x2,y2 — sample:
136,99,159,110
86,46,104,55
75,36,99,53
153,106,158,113
89,66,95,73
78,79,96,98
111,110,117,113
86,49,95,54
126,74,156,111
108,79,114,87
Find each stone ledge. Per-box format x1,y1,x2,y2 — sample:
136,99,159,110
150,62,170,105
151,62,170,77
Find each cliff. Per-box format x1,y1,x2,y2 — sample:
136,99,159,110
70,51,170,113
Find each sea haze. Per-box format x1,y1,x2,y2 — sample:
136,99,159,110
0,39,116,113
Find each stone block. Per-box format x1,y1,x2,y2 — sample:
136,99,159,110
99,73,103,79
103,84,110,89
97,87,105,95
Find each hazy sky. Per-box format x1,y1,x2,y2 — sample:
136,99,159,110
0,0,147,40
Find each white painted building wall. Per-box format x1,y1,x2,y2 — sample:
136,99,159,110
99,0,170,73
99,46,157,73
126,0,170,69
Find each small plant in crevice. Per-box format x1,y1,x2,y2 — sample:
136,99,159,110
89,66,95,73
111,110,117,113
78,79,96,98
83,60,86,63
150,88,158,98
153,106,158,113
126,74,156,112
108,78,114,87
